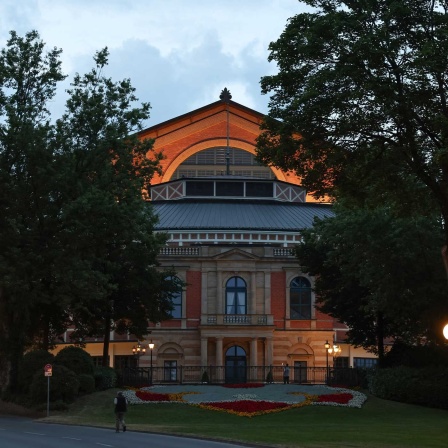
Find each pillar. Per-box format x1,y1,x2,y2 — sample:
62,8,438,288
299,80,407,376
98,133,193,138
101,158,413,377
216,337,223,366
217,271,223,313
201,337,208,366
266,337,273,366
201,271,208,315
250,338,258,366
250,271,256,314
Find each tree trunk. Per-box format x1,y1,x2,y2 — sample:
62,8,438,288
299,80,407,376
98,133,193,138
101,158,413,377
442,245,448,280
102,315,111,367
376,312,385,368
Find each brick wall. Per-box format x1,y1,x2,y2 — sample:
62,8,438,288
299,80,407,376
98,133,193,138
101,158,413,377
271,271,286,329
186,271,202,327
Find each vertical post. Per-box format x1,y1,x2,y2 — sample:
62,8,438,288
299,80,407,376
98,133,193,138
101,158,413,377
44,363,52,417
324,340,330,385
225,103,230,175
150,348,153,386
148,339,155,386
219,88,232,175
47,376,50,417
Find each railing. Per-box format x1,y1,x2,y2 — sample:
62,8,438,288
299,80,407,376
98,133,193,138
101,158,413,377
273,248,295,257
159,247,200,256
203,314,273,325
119,366,363,388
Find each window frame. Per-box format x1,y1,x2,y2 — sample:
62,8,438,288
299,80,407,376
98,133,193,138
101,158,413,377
289,276,312,320
167,275,182,319
225,276,247,315
354,357,378,368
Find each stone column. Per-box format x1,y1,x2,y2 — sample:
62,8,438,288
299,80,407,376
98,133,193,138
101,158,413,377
266,337,273,366
250,271,256,314
285,273,291,320
217,270,223,314
250,338,258,366
264,272,271,314
201,271,208,315
216,337,223,366
201,337,208,366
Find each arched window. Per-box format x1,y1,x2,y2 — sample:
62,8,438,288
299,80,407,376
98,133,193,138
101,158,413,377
290,277,311,319
173,147,275,180
225,345,247,384
226,345,246,357
167,276,182,319
226,277,247,315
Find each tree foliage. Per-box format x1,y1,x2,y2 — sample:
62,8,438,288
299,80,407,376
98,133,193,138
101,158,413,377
0,31,68,389
0,31,181,390
257,0,448,350
297,204,448,361
257,0,448,244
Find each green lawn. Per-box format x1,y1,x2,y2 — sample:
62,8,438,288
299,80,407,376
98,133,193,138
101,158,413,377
42,389,447,448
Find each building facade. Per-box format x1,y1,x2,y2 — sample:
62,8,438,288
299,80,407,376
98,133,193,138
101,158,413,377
56,93,377,381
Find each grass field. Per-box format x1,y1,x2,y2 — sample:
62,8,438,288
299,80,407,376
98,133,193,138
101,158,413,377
35,387,448,448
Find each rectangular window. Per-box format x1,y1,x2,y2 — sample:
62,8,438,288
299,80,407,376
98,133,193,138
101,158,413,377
246,182,273,197
226,292,235,314
186,181,214,196
114,355,134,369
170,292,182,319
216,181,244,196
334,357,349,368
226,291,247,314
91,356,110,368
290,290,311,319
354,357,378,368
164,361,177,381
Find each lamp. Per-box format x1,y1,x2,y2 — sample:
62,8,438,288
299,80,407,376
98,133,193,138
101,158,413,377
324,341,330,384
443,324,448,340
328,344,342,357
324,340,341,384
132,342,146,369
148,339,155,386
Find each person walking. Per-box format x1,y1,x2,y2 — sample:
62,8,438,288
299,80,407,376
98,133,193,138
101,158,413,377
114,391,127,433
283,363,290,384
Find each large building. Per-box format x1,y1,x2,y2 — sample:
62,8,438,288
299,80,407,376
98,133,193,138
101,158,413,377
58,91,377,382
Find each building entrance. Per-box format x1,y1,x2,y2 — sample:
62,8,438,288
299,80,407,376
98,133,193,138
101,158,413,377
225,345,247,383
294,361,308,383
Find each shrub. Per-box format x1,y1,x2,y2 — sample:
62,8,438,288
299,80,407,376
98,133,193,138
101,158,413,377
18,350,55,394
94,366,117,390
55,346,94,375
35,400,69,412
201,370,209,383
29,364,79,404
78,374,95,395
368,367,448,409
383,342,448,368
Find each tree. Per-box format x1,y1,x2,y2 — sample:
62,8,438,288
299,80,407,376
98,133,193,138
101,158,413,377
53,48,180,364
297,203,448,363
0,32,181,389
257,0,448,259
0,31,68,390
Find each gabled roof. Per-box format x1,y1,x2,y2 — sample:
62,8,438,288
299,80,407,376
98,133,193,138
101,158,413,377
137,96,304,189
139,99,264,140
